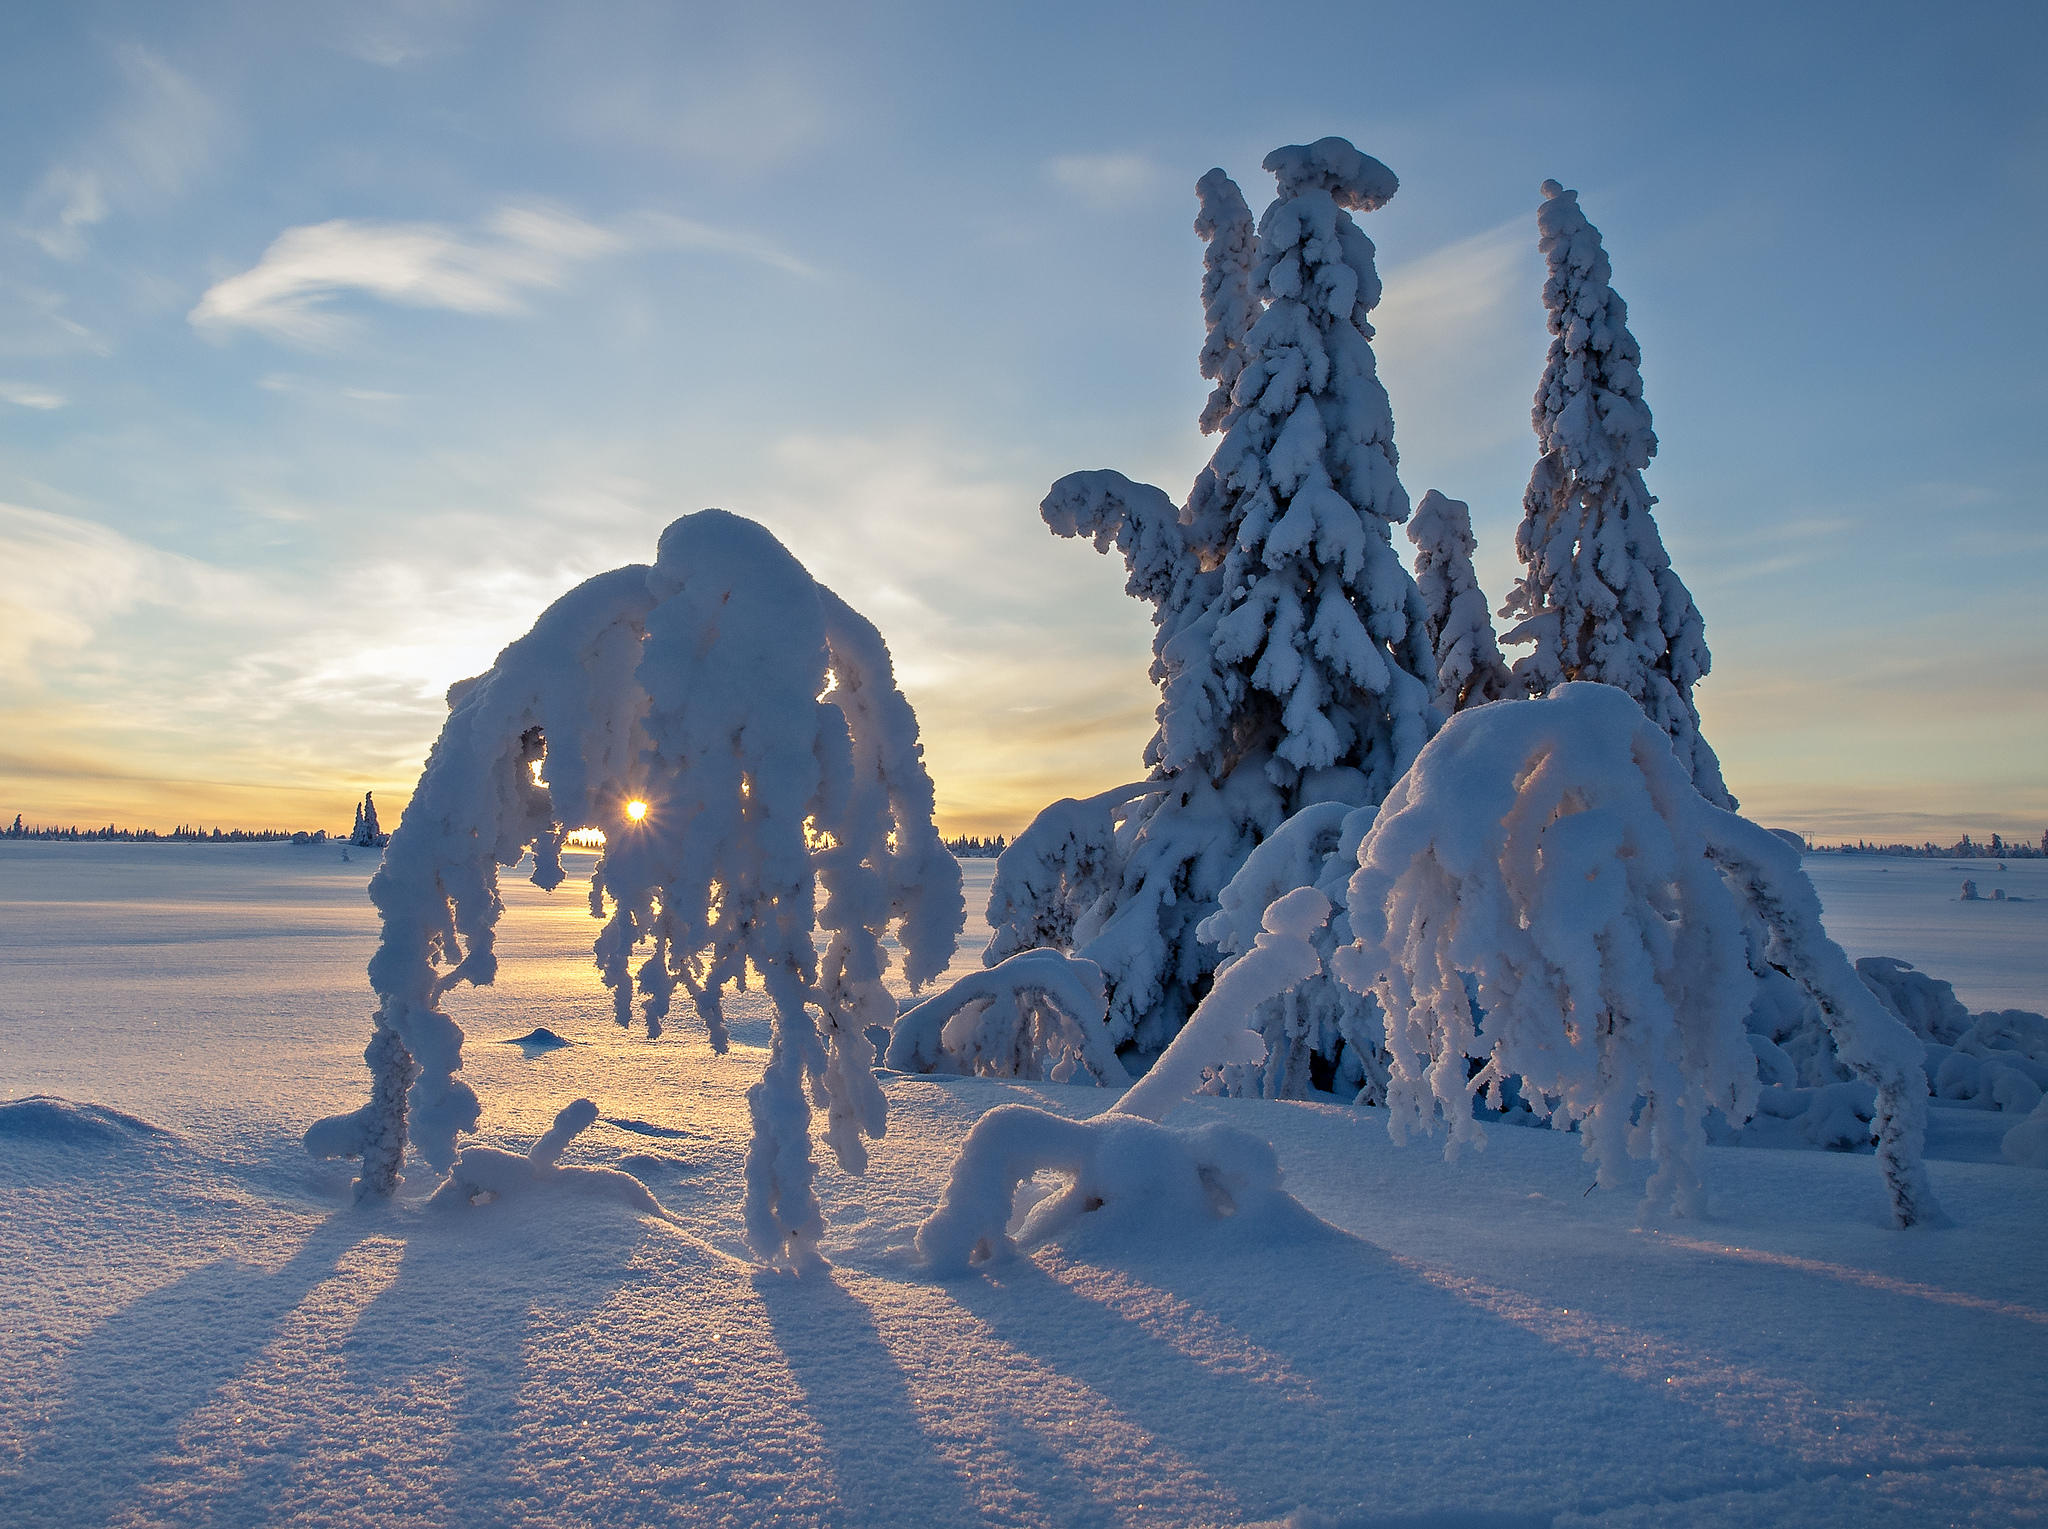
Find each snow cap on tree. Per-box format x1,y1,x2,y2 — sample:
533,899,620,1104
1195,168,1257,435
1499,180,1733,807
1408,490,1513,715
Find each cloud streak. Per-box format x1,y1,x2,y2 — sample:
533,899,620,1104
190,203,815,345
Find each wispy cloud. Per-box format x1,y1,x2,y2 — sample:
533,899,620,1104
1046,152,1163,209
190,203,815,345
19,42,225,260
0,502,265,668
0,381,66,410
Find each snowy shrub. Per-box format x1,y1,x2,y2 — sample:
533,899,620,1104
424,1098,660,1214
1337,683,1938,1227
1856,956,1973,1046
2003,1094,2048,1169
1196,801,1389,1101
995,136,1437,1059
918,886,1330,1273
307,510,963,1269
1498,182,1732,809
884,948,1131,1086
1408,489,1513,716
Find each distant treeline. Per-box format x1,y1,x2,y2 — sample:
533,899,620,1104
4,814,323,843
945,835,1009,859
1814,832,2046,859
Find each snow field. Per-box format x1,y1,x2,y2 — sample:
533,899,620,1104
3,845,2047,1526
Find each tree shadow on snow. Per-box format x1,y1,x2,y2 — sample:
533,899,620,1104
942,1213,1821,1524
754,1268,986,1528
1,1212,383,1526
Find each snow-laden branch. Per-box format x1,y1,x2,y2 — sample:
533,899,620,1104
307,510,963,1269
885,947,1131,1086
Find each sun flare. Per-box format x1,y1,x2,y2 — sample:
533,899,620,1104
625,799,648,822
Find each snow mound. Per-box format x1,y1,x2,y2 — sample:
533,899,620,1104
2004,1095,2048,1168
426,1099,663,1215
502,1026,573,1051
915,1106,1326,1275
0,1095,172,1146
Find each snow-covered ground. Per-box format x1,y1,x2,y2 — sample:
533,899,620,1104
3,843,2044,1528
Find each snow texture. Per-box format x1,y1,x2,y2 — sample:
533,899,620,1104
1340,683,1936,1226
1409,489,1514,714
1007,138,1437,1058
884,947,1131,1086
306,510,962,1268
1498,181,1733,809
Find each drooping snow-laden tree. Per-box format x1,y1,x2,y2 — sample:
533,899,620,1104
987,137,1438,1062
306,510,963,1268
1409,489,1514,715
1498,181,1734,809
1335,682,1936,1227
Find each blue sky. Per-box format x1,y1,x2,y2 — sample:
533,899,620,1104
3,0,2043,840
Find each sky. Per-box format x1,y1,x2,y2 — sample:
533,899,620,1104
2,0,2043,844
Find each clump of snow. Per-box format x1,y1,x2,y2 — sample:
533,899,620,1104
916,1107,1298,1275
884,947,1130,1085
1408,489,1513,715
2004,1093,2048,1168
1857,955,1972,1045
306,510,962,1269
425,1097,662,1214
1498,181,1732,809
1339,683,1938,1226
503,1026,573,1051
918,884,1330,1272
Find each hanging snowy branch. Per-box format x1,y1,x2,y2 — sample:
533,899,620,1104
306,510,963,1269
1337,682,1936,1227
1498,181,1733,808
885,947,1131,1086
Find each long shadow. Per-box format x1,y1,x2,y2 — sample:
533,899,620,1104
939,1209,1820,1525
754,1268,986,1528
1,1212,381,1528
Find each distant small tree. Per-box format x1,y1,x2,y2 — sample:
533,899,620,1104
1499,181,1732,808
1408,490,1513,715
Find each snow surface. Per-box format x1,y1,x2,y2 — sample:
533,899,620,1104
4,842,2046,1527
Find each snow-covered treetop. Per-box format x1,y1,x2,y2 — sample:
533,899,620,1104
1262,136,1399,212
1408,489,1513,715
1195,168,1257,435
1500,181,1732,808
311,510,963,1268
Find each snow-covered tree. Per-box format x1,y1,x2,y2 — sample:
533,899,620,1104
1409,490,1513,715
988,138,1437,1061
306,510,963,1268
1336,682,1936,1227
1498,181,1733,809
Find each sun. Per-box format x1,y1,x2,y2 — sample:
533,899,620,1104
624,799,648,822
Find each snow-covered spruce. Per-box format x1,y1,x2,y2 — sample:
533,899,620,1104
917,887,1329,1274
1336,683,1936,1226
884,947,1131,1086
1498,181,1733,809
305,511,963,1268
1195,167,1257,436
1409,489,1513,715
992,138,1437,1062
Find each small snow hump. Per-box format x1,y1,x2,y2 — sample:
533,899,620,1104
503,1026,573,1052
1262,135,1398,211
0,1095,171,1145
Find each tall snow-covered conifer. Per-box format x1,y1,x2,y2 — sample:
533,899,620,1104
1409,489,1513,714
1499,181,1733,807
989,138,1437,1059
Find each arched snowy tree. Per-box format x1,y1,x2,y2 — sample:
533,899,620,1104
1335,682,1936,1227
988,137,1438,1061
1409,489,1513,715
306,510,963,1268
1498,181,1733,809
